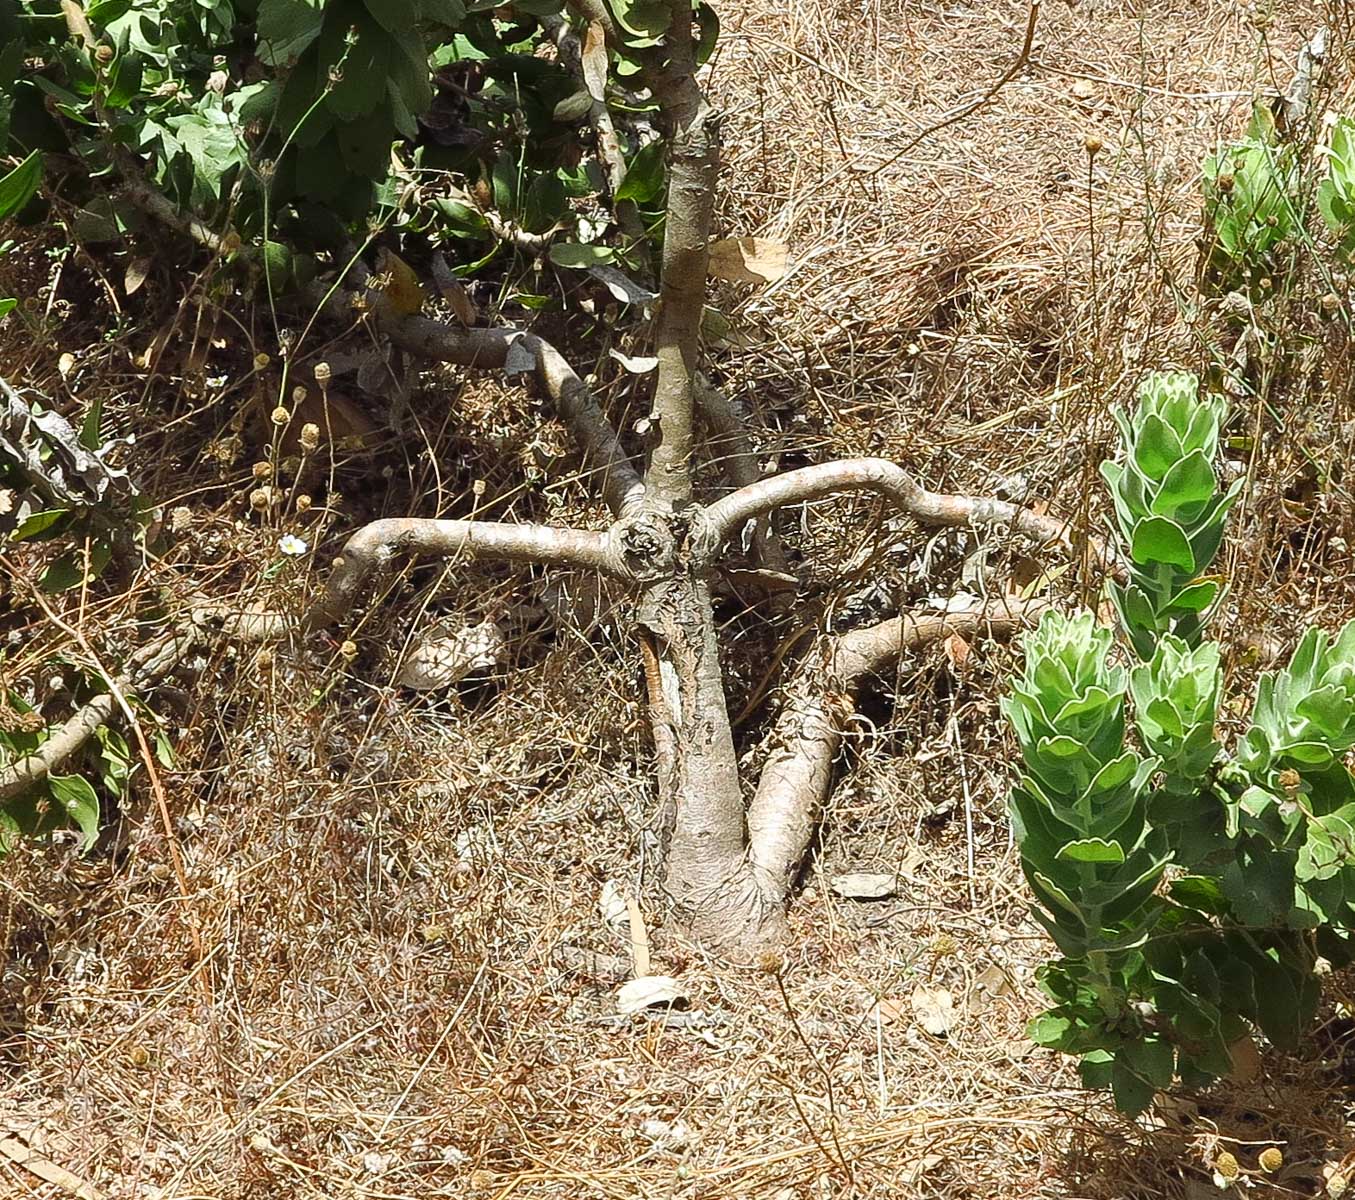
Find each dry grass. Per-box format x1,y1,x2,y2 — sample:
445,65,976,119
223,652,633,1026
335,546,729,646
2,2,1355,1198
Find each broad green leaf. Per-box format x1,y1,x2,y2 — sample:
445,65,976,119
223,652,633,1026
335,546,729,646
0,151,42,222
1028,1013,1074,1048
434,198,491,238
1167,580,1219,615
79,395,103,452
12,508,71,541
1056,838,1126,865
364,0,418,34
1109,1055,1156,1115
256,0,327,66
48,773,100,850
1170,874,1230,916
616,139,666,204
0,298,15,318
1133,413,1183,481
549,242,616,268
1120,1037,1174,1089
1152,449,1216,519
40,552,85,594
1130,516,1195,573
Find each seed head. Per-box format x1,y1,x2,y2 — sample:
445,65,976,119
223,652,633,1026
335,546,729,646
1083,134,1104,156
295,494,313,513
1258,1147,1283,1174
270,405,290,427
252,460,273,481
1216,173,1236,193
340,640,359,660
1214,1151,1240,1181
253,352,271,371
299,423,321,453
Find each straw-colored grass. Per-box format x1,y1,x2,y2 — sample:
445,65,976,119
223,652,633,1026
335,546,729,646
2,2,1354,1197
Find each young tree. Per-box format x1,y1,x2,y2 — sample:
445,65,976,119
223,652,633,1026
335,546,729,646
0,0,1078,957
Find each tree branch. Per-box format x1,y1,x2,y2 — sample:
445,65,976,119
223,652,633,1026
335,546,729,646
213,517,623,641
644,5,717,508
0,626,202,802
694,375,792,581
745,596,1048,901
699,457,1094,562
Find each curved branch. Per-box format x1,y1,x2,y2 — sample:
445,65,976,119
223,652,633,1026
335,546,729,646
214,517,623,641
745,596,1047,902
700,457,1095,562
0,626,203,802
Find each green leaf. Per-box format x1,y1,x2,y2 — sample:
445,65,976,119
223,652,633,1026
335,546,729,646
79,395,103,452
1131,516,1195,573
1167,580,1219,615
1028,1013,1075,1049
434,198,491,238
616,139,666,204
1121,1037,1175,1089
39,552,85,594
1057,838,1126,865
256,0,327,66
0,298,15,319
549,242,616,268
1133,413,1184,481
1169,874,1230,917
12,508,71,541
1109,1055,1156,1115
48,773,100,851
364,0,418,34
0,151,43,222
1152,449,1216,519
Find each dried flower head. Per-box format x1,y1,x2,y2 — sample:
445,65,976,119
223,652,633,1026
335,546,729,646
249,487,273,511
270,405,290,427
313,361,331,388
253,352,271,371
1258,1148,1283,1174
1214,1150,1240,1181
299,423,321,453
339,640,359,660
252,460,273,481
295,494,313,513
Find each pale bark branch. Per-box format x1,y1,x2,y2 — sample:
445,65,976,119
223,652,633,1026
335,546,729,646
694,376,792,582
0,626,202,802
745,596,1048,901
700,457,1092,561
214,517,622,641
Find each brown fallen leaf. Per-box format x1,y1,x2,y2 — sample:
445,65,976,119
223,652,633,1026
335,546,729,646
943,631,969,673
375,247,427,317
707,236,788,285
431,252,478,326
124,256,151,297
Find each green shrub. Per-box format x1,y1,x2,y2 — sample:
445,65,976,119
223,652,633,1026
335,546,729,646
1007,371,1355,1115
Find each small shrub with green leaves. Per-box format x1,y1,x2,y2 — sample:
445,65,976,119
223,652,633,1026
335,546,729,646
1007,370,1355,1116
1202,106,1301,291
1319,114,1355,259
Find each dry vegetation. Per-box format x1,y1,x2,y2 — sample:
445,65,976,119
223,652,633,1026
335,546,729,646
2,1,1355,1197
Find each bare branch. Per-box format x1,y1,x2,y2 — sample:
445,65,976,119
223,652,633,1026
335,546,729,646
745,597,1047,901
0,626,202,803
694,376,792,581
215,517,623,641
699,457,1093,562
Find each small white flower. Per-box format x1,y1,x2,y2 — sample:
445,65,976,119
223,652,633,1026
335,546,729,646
278,534,308,557
206,374,228,388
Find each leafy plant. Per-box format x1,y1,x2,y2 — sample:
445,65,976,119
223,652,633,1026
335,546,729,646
0,148,42,317
1100,371,1240,659
1202,106,1301,290
1007,370,1355,1115
1318,114,1355,259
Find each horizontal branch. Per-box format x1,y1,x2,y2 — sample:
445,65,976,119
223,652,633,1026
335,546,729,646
745,596,1047,902
0,626,202,803
213,517,622,641
699,457,1093,562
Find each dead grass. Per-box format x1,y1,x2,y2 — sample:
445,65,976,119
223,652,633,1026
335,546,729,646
3,1,1355,1198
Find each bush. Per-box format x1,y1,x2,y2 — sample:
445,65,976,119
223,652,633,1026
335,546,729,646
1007,371,1355,1115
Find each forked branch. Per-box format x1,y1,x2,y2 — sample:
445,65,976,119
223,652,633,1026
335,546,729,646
745,596,1048,900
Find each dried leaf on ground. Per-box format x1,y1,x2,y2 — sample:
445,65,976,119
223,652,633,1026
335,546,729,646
829,872,897,900
395,620,507,690
599,880,629,940
617,975,688,1015
707,237,789,285
911,984,956,1037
